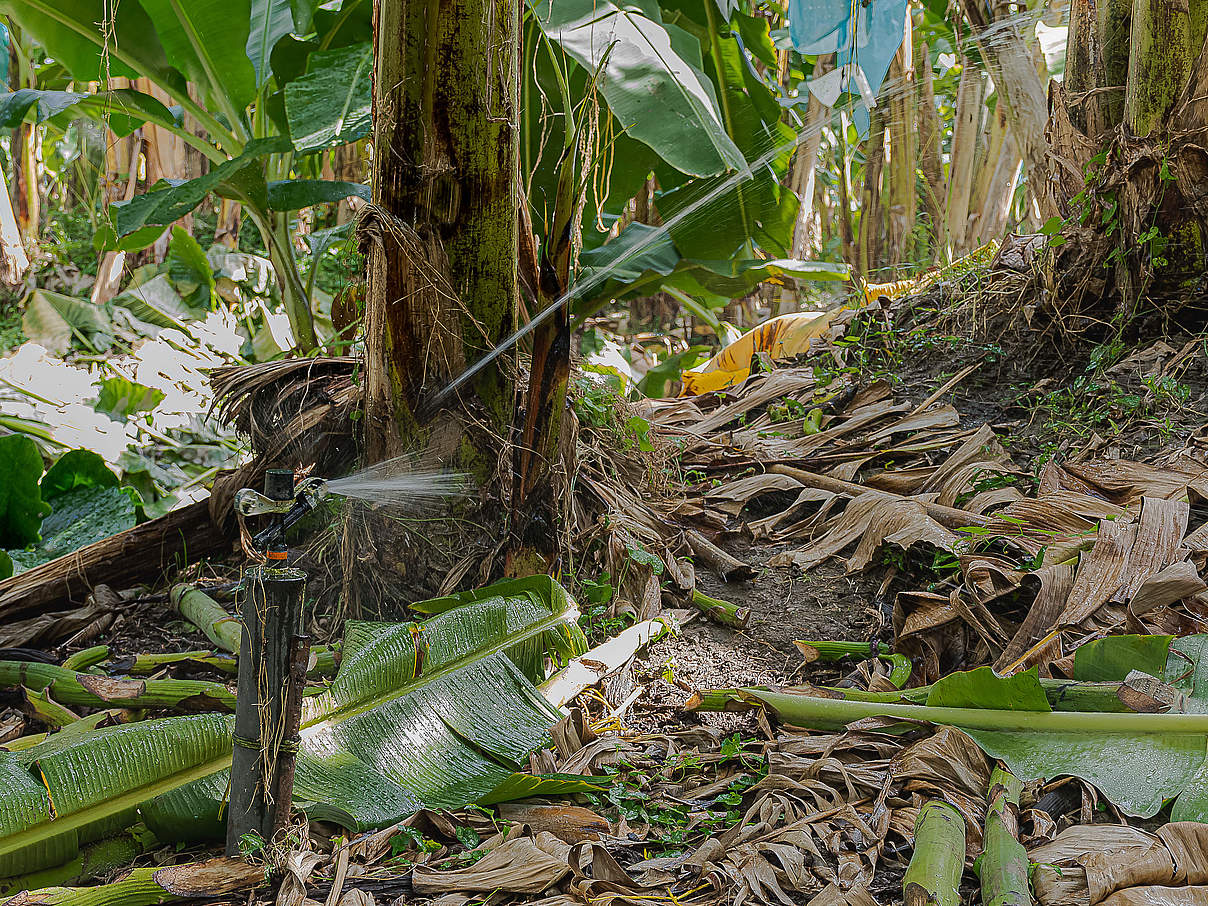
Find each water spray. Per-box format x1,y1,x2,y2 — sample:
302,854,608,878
422,124,818,412
234,465,471,551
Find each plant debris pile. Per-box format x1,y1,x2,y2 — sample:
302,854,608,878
3,282,1208,906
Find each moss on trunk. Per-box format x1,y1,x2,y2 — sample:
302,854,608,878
363,0,520,465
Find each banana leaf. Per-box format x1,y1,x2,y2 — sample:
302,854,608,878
0,576,594,878
734,636,1208,820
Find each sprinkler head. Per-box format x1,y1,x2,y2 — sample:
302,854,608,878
237,476,330,555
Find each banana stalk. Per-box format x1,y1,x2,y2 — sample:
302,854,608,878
687,680,1136,714
975,767,1032,906
0,661,236,712
903,800,965,906
690,589,751,629
168,586,339,676
60,647,109,673
114,646,338,678
1,857,265,905
171,585,242,654
22,689,79,728
739,687,1208,731
795,640,890,661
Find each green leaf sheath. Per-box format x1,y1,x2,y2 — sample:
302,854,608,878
0,661,236,711
976,767,1031,906
903,800,965,906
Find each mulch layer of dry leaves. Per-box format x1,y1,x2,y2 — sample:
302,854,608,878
6,290,1208,906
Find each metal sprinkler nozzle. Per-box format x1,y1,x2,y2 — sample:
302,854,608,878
234,473,330,557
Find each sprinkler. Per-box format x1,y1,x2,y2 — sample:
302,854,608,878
234,472,330,558
227,469,310,854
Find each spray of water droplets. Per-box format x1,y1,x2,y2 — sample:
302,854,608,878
324,456,470,508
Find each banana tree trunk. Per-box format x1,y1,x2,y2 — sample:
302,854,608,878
8,29,38,245
1125,0,1208,136
970,134,1022,246
836,116,856,266
1098,0,1133,130
215,199,241,249
1111,0,1208,314
856,108,886,278
884,23,917,268
779,57,831,309
333,140,365,225
960,0,1052,218
0,163,29,286
967,104,1009,233
1064,0,1097,134
137,78,193,261
362,0,519,463
349,0,520,607
916,41,946,255
92,127,143,306
946,60,984,254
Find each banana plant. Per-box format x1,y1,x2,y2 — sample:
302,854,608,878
524,0,845,322
0,0,375,352
0,576,594,880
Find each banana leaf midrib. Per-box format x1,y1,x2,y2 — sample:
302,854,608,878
0,755,230,861
300,605,573,735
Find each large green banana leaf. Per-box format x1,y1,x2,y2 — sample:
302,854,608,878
0,576,591,878
527,0,744,178
739,634,1208,820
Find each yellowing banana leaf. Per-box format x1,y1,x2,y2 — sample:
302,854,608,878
681,311,848,395
0,577,595,879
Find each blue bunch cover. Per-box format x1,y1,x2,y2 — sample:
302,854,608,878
787,0,908,136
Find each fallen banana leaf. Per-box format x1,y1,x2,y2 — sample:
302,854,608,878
795,638,911,687
680,311,843,395
0,576,600,879
1075,634,1208,821
21,690,79,729
727,662,1208,816
1030,822,1208,906
540,617,672,709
